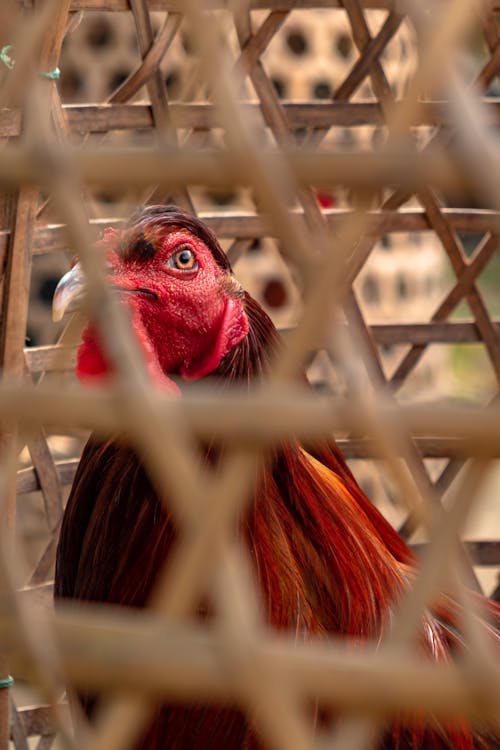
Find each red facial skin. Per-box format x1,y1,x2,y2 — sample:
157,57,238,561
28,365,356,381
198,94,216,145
76,229,249,391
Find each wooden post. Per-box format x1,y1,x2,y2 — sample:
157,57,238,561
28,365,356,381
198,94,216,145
0,191,38,750
0,2,71,747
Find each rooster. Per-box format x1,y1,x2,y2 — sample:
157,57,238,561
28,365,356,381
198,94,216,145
53,205,500,750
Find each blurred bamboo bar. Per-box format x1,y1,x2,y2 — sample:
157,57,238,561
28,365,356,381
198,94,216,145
0,601,498,725
0,146,476,195
4,382,500,450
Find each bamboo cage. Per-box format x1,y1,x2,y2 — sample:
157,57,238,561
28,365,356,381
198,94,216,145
1,0,500,748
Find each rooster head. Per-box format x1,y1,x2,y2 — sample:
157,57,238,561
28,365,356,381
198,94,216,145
53,206,250,389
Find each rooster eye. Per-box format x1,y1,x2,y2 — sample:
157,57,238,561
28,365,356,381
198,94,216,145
167,246,198,272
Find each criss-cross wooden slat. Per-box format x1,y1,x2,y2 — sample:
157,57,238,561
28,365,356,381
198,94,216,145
419,189,500,377
334,9,401,102
322,1,472,555
231,7,331,246
354,10,499,589
390,232,500,389
327,0,500,552
127,0,194,211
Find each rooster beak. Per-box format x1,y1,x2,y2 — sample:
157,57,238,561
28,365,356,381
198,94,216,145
52,262,87,322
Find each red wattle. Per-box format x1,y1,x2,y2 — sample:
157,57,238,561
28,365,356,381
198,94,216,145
76,325,112,383
76,323,180,396
180,297,249,381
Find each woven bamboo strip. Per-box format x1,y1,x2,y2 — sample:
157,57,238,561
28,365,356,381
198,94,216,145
5,100,500,139
1,603,499,726
0,147,475,194
4,382,500,452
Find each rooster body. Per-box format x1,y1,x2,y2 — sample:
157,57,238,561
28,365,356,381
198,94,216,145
54,206,500,750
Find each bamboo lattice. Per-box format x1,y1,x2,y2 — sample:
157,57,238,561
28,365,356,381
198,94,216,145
1,0,500,749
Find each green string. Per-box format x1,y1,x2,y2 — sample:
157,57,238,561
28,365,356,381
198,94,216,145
41,66,60,80
0,45,14,70
0,676,14,689
0,45,60,79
